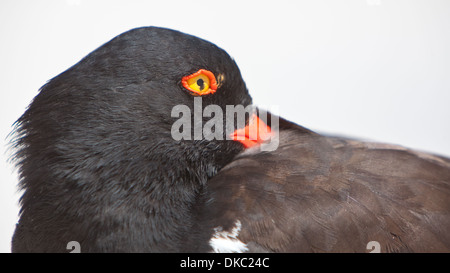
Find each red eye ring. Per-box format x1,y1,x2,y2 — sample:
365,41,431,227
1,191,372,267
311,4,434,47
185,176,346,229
181,69,218,95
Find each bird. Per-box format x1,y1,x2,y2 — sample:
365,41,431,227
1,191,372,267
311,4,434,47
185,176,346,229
10,26,450,253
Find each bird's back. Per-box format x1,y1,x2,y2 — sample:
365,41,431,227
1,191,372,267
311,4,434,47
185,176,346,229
202,121,450,252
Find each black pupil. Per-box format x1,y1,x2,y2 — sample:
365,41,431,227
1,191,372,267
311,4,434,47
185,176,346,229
197,78,205,90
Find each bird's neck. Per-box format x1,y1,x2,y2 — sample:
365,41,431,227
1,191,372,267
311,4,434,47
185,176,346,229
89,160,212,252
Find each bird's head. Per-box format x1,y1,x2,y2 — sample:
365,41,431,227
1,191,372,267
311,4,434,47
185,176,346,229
10,27,276,252
13,27,258,195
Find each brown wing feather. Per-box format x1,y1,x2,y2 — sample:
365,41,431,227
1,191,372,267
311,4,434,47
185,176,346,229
203,124,450,252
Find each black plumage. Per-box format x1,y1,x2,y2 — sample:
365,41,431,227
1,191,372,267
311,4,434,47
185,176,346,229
10,27,450,252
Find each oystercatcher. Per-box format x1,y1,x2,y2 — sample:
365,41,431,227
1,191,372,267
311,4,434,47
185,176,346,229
10,27,450,253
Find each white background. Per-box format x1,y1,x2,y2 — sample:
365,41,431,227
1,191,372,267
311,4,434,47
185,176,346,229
1,0,449,253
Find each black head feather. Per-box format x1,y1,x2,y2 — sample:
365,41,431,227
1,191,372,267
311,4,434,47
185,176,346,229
11,27,251,252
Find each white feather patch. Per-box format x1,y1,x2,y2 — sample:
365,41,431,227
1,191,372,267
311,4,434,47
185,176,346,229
209,220,248,253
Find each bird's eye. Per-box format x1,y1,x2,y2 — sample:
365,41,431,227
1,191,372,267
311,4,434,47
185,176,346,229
181,69,218,95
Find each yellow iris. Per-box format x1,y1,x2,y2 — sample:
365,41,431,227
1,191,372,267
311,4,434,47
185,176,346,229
186,74,210,93
181,69,218,95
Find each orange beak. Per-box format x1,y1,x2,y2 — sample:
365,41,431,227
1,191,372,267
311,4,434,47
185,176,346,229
231,113,273,148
